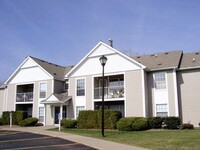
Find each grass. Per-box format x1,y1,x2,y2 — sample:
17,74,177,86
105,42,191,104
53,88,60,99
51,128,200,150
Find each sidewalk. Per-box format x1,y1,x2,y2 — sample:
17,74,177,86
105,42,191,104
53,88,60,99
0,125,148,150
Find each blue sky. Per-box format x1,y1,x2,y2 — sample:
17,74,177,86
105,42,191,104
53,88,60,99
1,0,200,83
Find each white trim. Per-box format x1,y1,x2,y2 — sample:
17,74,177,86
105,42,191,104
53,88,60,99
38,81,47,100
5,56,53,84
173,68,179,116
153,72,169,117
52,79,54,93
65,41,146,78
141,69,146,117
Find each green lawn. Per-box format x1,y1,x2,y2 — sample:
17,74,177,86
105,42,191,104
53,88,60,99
51,128,200,150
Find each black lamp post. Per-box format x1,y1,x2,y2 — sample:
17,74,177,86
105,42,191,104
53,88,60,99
99,55,107,137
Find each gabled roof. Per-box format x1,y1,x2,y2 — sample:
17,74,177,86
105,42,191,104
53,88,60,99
179,52,200,69
66,41,146,77
30,56,73,80
41,92,72,104
132,50,183,71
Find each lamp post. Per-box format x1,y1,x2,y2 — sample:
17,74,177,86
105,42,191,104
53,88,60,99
99,55,107,137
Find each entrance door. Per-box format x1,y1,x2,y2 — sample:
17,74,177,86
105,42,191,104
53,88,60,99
54,106,60,124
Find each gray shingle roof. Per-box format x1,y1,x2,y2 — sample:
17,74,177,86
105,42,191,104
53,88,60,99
179,52,200,69
132,50,183,70
29,56,73,79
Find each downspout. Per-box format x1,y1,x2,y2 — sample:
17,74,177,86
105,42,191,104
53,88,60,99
173,67,179,116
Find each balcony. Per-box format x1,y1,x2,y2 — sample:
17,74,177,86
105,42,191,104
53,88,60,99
94,74,124,99
16,92,33,102
94,85,124,99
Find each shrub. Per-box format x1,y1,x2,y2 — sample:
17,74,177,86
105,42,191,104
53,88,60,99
61,119,77,128
180,123,194,130
77,110,122,129
0,118,3,126
2,111,28,125
148,117,164,129
132,117,149,131
117,117,136,131
19,117,38,127
163,117,180,129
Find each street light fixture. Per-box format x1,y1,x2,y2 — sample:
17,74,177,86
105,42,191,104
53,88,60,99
99,55,107,137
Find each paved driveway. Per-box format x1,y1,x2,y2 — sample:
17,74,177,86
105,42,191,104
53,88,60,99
0,130,96,150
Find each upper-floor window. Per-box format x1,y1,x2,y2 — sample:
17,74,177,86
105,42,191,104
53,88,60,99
156,104,168,117
39,83,47,98
64,80,69,91
77,79,85,96
154,73,166,89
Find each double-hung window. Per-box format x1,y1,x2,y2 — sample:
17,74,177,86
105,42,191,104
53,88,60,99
77,79,85,96
154,73,166,89
156,104,168,117
39,107,44,122
39,83,47,98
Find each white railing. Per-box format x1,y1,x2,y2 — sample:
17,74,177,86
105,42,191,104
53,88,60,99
94,86,124,99
16,92,33,102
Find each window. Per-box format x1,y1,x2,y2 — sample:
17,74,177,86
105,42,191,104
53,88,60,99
154,73,166,89
39,107,44,122
39,83,47,98
77,79,85,96
156,104,168,117
64,80,69,91
76,106,85,117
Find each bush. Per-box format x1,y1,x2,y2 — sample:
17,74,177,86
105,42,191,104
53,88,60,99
19,117,38,127
132,117,149,131
180,123,194,130
117,117,136,131
0,118,3,126
148,117,164,129
2,111,28,125
163,117,180,129
77,110,122,129
61,119,77,128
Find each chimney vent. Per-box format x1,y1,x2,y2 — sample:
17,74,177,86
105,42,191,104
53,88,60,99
109,38,113,47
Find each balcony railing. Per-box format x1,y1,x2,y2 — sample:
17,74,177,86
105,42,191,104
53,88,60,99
16,92,33,102
94,86,124,99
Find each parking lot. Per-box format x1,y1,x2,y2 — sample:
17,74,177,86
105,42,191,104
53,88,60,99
0,130,96,150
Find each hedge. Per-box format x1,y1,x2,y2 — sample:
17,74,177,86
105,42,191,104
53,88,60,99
163,117,180,129
0,118,3,126
117,117,136,131
2,111,28,125
61,119,77,128
117,117,149,131
77,110,122,129
19,117,38,127
148,117,164,129
132,117,149,131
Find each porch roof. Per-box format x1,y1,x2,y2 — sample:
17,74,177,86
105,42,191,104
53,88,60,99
41,92,72,105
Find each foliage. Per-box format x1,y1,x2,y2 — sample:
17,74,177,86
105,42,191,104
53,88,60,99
61,119,77,128
0,118,3,125
163,117,180,129
19,117,38,127
180,123,194,130
117,117,136,131
131,117,149,131
2,111,28,125
77,110,122,129
148,117,164,129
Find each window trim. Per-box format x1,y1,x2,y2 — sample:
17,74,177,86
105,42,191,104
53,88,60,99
153,72,167,90
76,78,86,97
39,82,47,99
39,107,45,123
156,103,168,117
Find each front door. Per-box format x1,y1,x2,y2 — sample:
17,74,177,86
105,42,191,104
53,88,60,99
54,106,60,124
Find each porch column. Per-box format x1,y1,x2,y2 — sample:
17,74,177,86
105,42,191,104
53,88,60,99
60,104,63,120
44,104,46,126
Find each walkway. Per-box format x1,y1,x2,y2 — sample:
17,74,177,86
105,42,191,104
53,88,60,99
0,126,148,150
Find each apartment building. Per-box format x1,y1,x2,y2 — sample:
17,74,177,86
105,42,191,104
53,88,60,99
0,41,199,126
